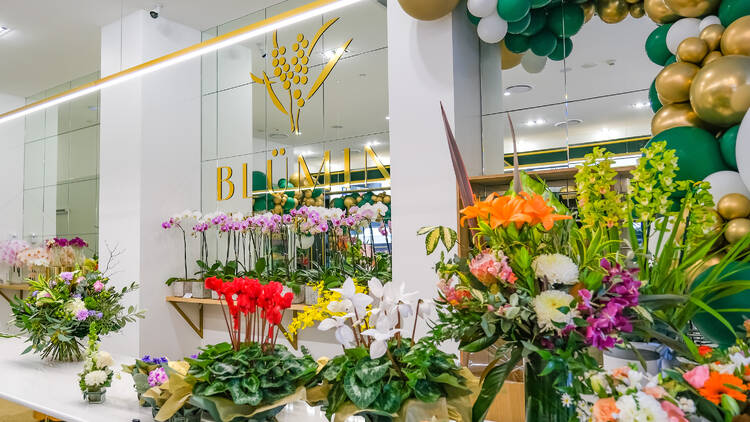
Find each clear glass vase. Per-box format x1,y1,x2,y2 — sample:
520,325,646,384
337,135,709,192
84,389,106,404
525,354,573,422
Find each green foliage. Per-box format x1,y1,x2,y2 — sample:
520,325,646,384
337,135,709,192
417,226,458,255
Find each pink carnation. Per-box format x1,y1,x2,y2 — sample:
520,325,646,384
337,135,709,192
469,249,516,286
683,365,710,389
93,280,104,292
660,400,688,422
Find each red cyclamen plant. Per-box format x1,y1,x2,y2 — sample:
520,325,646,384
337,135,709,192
204,277,294,351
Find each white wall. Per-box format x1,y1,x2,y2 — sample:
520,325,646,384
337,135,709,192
0,94,25,332
99,10,202,358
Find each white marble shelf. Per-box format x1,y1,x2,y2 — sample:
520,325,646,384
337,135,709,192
0,337,151,422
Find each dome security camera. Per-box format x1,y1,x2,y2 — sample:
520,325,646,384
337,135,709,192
149,5,162,19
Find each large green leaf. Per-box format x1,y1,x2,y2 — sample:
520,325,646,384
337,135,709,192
344,370,381,409
428,373,466,390
417,226,437,235
472,347,523,422
440,226,457,252
355,359,390,386
459,331,500,353
371,382,404,413
413,379,441,403
424,229,441,255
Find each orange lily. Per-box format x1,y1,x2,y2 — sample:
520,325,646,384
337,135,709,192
459,193,497,226
460,191,571,230
520,192,572,230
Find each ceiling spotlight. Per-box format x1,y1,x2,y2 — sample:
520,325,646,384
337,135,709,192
503,92,511,97
505,84,533,94
269,133,288,140
554,118,583,127
0,26,10,37
632,101,651,109
526,119,545,127
366,140,380,147
331,124,343,129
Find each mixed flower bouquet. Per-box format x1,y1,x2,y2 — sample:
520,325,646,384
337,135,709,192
9,260,144,361
47,236,88,268
78,329,115,401
307,278,478,422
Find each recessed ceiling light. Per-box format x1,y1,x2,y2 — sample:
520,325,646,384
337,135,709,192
269,133,288,140
366,140,380,146
505,84,533,94
331,124,343,129
0,26,10,37
632,101,651,109
581,62,597,69
323,47,346,59
526,119,545,127
554,118,583,127
503,92,510,96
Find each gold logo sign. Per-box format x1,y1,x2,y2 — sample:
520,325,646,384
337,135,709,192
250,18,352,134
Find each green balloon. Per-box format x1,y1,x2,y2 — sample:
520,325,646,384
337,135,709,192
522,9,547,36
719,0,750,26
312,188,323,198
332,198,345,210
508,13,531,34
504,33,530,53
548,37,572,60
719,125,740,171
253,196,268,212
283,197,295,212
546,4,584,38
664,55,677,66
498,0,532,22
466,8,481,25
646,126,728,182
363,191,373,200
645,24,672,66
277,178,288,188
691,262,750,347
649,79,662,113
529,29,557,57
252,171,267,191
530,0,551,8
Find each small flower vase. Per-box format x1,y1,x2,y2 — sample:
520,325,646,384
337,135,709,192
524,354,573,422
83,389,106,404
304,285,319,305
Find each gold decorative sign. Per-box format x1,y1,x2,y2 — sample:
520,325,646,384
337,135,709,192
250,18,352,134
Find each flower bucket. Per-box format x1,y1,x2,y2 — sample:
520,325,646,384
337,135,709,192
83,389,106,404
304,285,319,305
603,343,660,375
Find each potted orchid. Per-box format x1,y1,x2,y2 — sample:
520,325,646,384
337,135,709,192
47,237,88,270
0,238,29,283
162,210,205,298
307,278,478,421
16,245,50,280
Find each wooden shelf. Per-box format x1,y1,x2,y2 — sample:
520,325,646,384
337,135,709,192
166,296,306,311
0,283,30,291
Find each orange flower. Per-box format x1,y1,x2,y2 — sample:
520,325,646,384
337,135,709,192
520,192,572,230
698,372,749,404
698,345,713,357
460,191,571,230
593,397,618,422
460,194,496,226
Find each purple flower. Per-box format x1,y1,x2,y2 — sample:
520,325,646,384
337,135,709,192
189,354,198,359
31,291,38,297
88,310,103,319
72,294,82,299
60,272,74,282
577,288,592,311
148,367,168,387
75,309,90,321
69,237,88,248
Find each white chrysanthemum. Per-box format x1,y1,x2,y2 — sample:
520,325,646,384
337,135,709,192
84,370,108,387
532,290,577,331
84,359,94,371
532,254,579,285
64,298,87,315
94,351,114,369
679,397,696,413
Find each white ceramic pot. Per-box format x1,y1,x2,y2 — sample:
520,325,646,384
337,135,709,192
172,282,185,298
192,280,211,299
304,285,319,305
603,344,661,375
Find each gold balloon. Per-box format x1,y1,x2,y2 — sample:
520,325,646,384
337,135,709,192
686,254,724,283
655,62,700,104
273,195,282,205
644,0,679,24
304,190,313,198
725,218,750,244
701,50,723,66
676,37,708,64
706,208,725,236
383,195,391,204
596,0,629,23
343,197,355,208
690,55,750,127
721,16,750,56
664,0,719,18
650,102,714,135
396,0,460,21
273,204,283,214
288,172,301,188
700,24,724,51
314,197,324,206
717,193,750,220
304,198,315,206
500,41,523,70
582,1,596,22
629,2,646,17
625,0,640,4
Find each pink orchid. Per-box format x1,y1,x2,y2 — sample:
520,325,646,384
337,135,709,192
684,365,710,389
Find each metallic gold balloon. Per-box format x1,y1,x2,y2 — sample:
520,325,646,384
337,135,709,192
686,253,724,283
396,0,460,20
629,2,646,17
655,62,700,104
343,197,354,208
383,195,391,204
718,193,750,220
644,0,679,24
500,41,523,70
690,55,750,127
288,172,301,187
725,218,750,244
273,204,283,214
650,102,714,135
582,1,596,22
626,0,640,4
706,208,724,236
700,24,724,51
664,0,720,18
721,16,750,56
596,0,629,23
701,50,723,66
677,37,708,64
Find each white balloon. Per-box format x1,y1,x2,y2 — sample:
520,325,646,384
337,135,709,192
699,15,721,31
666,18,701,54
737,111,750,194
477,13,508,43
468,0,498,18
704,171,750,204
521,52,547,73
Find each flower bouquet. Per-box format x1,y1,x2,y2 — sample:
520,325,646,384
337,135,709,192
47,237,88,268
307,278,478,422
9,260,144,361
0,238,29,282
78,329,115,404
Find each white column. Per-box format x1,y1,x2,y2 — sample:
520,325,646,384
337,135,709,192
99,10,202,358
0,93,26,332
388,3,482,339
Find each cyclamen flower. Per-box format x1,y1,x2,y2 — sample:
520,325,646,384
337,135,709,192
148,367,168,387
469,249,516,286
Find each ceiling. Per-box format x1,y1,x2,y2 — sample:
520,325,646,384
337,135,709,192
0,0,286,98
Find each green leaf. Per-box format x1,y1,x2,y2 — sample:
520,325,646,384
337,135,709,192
425,229,441,255
344,370,381,409
417,226,437,236
372,381,404,413
440,226,457,252
355,360,390,386
721,394,740,416
429,373,466,390
344,347,369,361
472,347,523,422
414,379,441,402
459,331,500,353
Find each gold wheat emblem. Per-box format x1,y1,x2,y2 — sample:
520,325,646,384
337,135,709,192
250,18,352,135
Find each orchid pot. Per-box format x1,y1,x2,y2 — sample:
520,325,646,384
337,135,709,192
83,389,106,404
602,343,661,375
304,285,318,305
192,279,211,299
8,266,22,284
171,280,192,297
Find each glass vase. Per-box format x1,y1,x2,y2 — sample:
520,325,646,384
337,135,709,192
525,354,573,422
84,389,106,404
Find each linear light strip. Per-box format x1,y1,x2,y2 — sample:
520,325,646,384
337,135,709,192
0,0,362,125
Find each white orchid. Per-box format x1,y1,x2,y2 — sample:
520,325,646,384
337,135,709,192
318,315,356,347
330,278,373,318
361,312,400,359
417,299,435,320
